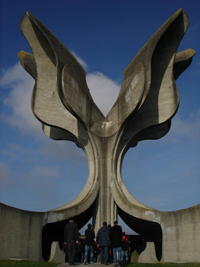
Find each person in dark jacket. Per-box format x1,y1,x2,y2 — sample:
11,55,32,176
93,242,100,263
96,222,110,265
64,218,79,265
84,223,95,264
62,242,68,263
121,232,129,262
110,221,122,266
77,232,84,263
108,224,113,263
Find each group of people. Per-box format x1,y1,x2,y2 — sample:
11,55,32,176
64,218,130,266
96,221,129,266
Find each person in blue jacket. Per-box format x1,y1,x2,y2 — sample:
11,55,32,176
96,222,110,265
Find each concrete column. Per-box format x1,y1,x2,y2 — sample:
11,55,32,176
91,135,117,233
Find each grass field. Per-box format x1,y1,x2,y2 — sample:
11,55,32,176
0,261,200,267
0,261,58,267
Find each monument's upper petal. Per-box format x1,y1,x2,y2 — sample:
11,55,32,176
92,9,194,138
173,49,196,80
120,8,194,145
19,11,89,143
62,64,105,132
18,9,195,142
119,8,189,104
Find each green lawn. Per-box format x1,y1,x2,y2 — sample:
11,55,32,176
128,264,200,267
0,261,200,267
0,260,58,267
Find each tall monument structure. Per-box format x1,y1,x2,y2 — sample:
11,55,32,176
0,8,199,263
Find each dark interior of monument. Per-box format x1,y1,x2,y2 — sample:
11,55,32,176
118,207,162,262
42,203,162,262
42,205,93,261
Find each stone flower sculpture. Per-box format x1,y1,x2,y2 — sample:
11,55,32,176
17,8,199,263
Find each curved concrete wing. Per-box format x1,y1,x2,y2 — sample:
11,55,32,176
19,12,87,141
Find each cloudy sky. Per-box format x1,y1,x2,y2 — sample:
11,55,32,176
0,0,200,233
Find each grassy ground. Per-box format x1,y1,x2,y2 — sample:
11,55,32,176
128,264,200,267
0,260,58,267
0,261,200,267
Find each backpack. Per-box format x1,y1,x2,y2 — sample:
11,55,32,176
122,236,128,251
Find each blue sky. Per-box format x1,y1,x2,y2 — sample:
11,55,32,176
0,0,200,232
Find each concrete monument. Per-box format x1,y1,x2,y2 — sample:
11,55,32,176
0,8,199,263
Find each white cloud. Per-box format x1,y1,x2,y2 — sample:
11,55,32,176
71,51,120,116
0,62,40,135
71,52,121,116
0,61,87,164
71,50,89,70
0,62,28,87
0,58,121,135
86,72,121,116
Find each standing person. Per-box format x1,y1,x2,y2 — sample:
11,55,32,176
93,242,100,263
62,242,68,263
121,232,129,262
84,223,95,264
109,221,122,266
77,232,84,263
96,222,110,265
64,218,79,266
107,224,113,263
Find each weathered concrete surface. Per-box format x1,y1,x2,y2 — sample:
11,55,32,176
0,203,43,261
48,242,65,263
0,8,198,264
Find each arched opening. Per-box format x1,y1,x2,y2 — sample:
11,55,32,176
118,206,162,262
42,204,93,261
